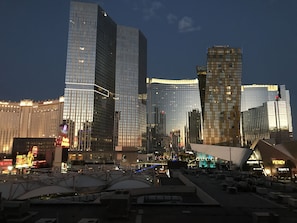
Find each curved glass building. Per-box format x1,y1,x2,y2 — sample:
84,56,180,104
147,78,202,150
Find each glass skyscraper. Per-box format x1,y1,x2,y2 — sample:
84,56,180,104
203,46,242,146
241,84,293,145
241,84,279,112
114,25,147,151
147,78,202,149
63,1,117,152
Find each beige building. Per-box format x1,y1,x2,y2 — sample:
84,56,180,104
0,97,64,154
203,46,242,146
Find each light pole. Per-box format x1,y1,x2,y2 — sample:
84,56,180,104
229,147,232,170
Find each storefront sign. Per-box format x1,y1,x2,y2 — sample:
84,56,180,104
272,160,285,165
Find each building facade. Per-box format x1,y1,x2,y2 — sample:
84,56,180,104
147,78,202,150
241,84,293,146
0,98,64,154
187,109,203,145
0,101,20,154
203,46,242,146
241,84,280,112
114,25,147,152
63,1,117,152
196,66,207,118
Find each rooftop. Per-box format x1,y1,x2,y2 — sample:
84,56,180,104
1,167,297,222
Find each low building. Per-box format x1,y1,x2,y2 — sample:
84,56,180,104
191,140,297,178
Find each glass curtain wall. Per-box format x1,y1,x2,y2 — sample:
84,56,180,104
63,2,116,152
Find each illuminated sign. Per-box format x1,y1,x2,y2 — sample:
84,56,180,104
15,154,33,169
0,159,13,167
247,160,260,165
253,167,262,171
277,167,289,172
60,124,68,135
272,160,285,165
56,136,70,148
43,101,53,105
61,137,70,147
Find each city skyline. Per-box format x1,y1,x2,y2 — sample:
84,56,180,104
1,0,296,137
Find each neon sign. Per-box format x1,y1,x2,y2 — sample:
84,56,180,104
272,160,285,165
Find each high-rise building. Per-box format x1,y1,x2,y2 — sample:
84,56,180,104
114,25,147,151
241,84,280,112
196,66,207,118
0,97,64,154
187,109,203,144
203,46,242,146
147,78,202,150
241,84,293,145
0,101,21,154
158,111,166,137
63,1,117,152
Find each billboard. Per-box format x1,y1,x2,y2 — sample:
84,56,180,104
56,123,70,148
15,153,33,169
0,159,13,168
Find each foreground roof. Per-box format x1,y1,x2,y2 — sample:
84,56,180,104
190,143,252,167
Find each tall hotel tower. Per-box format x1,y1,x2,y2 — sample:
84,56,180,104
114,25,147,151
147,78,202,149
203,46,242,146
0,98,64,154
63,1,117,151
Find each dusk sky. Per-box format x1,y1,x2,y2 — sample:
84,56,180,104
1,0,297,135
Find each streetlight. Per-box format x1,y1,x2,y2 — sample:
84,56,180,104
229,147,232,171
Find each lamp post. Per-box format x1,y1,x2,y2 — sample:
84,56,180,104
229,147,232,171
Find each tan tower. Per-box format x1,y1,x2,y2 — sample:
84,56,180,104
203,46,242,146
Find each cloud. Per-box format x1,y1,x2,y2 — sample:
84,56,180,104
129,0,201,33
141,1,163,20
167,13,178,24
178,16,201,33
